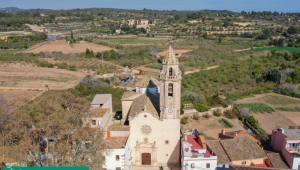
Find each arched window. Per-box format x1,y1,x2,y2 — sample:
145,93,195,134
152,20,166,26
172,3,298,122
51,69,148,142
168,83,173,97
169,68,173,76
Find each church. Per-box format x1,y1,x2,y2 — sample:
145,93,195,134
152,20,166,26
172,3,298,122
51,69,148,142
97,46,182,170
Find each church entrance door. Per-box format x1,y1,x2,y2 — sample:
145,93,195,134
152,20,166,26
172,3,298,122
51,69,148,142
142,153,151,165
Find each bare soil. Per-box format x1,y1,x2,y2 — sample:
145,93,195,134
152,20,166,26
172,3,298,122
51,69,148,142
0,89,42,108
27,40,113,54
182,116,245,139
0,66,85,90
235,93,300,132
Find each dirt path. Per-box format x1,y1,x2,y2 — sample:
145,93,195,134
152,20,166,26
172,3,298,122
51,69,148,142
184,65,219,75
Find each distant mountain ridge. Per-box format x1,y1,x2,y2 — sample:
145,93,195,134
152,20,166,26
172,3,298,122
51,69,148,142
0,7,52,11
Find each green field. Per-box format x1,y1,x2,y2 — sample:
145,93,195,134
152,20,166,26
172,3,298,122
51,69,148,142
247,47,300,53
101,38,168,44
236,103,275,113
262,95,300,105
146,63,162,69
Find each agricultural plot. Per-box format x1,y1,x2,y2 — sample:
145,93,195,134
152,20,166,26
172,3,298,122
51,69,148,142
236,103,275,113
146,63,162,70
247,47,300,53
100,38,168,44
235,93,300,133
27,40,113,54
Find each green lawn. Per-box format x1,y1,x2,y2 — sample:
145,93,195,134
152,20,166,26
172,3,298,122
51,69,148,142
101,38,168,44
248,47,300,53
236,103,275,113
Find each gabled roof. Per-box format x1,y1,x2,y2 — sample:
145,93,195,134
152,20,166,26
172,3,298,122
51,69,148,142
283,129,300,140
221,130,260,144
105,137,128,149
267,152,289,169
220,136,267,161
91,94,111,105
229,164,289,170
206,140,231,164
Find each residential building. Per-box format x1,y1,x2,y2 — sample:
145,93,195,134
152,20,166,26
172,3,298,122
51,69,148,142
271,128,300,169
207,136,268,169
127,20,135,26
229,164,290,170
137,19,149,25
103,135,132,170
182,132,218,170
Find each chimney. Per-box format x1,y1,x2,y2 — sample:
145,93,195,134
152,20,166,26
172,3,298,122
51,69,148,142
184,133,188,141
221,129,225,135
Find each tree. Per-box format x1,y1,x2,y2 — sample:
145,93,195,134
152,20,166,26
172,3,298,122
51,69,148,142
292,69,300,84
71,31,74,39
1,91,105,169
219,36,222,43
203,32,208,39
287,26,300,34
278,38,285,47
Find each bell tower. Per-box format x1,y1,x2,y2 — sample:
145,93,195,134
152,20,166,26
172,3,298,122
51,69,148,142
159,46,182,119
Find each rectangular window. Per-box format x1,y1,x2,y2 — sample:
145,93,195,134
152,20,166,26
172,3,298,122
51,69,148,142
206,163,210,168
222,165,225,169
116,168,121,170
242,161,246,164
191,163,195,169
92,120,96,125
165,140,169,144
116,155,120,161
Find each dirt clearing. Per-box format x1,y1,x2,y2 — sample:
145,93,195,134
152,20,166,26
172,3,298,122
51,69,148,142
27,40,113,54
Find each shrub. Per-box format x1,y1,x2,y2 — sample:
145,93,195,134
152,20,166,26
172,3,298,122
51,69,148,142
193,114,200,120
224,109,239,119
289,126,296,129
57,63,69,69
203,113,211,118
69,65,77,71
180,117,188,124
214,109,222,117
219,118,233,128
195,104,210,112
245,116,259,128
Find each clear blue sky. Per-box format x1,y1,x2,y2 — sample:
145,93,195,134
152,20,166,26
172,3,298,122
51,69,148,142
1,0,299,13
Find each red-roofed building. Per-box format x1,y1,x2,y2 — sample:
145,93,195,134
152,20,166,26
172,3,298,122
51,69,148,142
181,133,217,170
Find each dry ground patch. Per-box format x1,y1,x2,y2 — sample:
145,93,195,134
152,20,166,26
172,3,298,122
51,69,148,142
0,66,85,90
0,89,41,108
182,116,244,139
235,93,300,133
27,40,113,54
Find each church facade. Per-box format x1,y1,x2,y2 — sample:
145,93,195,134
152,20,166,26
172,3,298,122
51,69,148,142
104,46,182,170
128,46,181,168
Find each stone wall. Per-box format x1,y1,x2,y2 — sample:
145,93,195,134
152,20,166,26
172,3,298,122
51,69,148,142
181,105,232,118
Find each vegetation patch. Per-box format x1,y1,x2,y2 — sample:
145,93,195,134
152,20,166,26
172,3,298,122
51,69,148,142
263,95,300,105
236,103,274,113
276,107,300,112
247,47,300,53
146,63,162,70
218,118,233,128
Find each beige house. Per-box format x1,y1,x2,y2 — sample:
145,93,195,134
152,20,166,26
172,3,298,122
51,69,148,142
127,19,135,26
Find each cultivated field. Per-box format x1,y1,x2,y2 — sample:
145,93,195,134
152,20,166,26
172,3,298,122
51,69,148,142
0,66,85,90
157,49,192,56
27,40,112,54
235,93,300,133
100,37,168,45
182,116,245,139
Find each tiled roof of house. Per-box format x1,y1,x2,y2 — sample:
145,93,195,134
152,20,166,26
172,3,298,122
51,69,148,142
221,130,260,144
91,94,111,105
206,140,231,164
183,135,213,158
220,136,267,161
283,129,300,140
105,137,128,149
122,91,143,101
86,108,108,118
266,152,289,169
107,125,130,131
229,164,289,170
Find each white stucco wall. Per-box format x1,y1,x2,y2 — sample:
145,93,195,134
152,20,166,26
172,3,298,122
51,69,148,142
104,148,125,170
292,157,300,170
129,111,180,166
182,158,218,170
125,135,132,170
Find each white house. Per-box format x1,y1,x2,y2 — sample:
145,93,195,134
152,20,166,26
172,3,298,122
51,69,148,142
103,135,132,170
182,133,218,170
